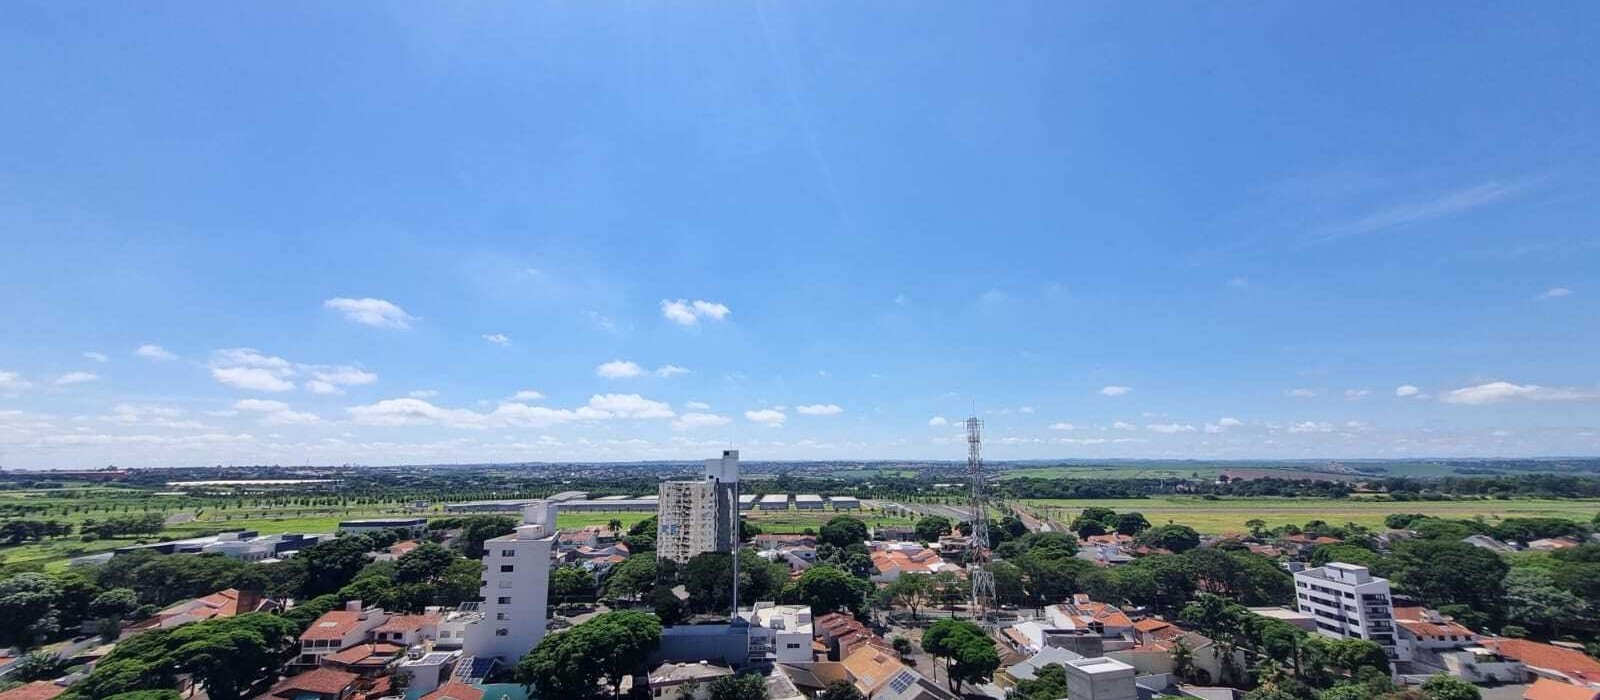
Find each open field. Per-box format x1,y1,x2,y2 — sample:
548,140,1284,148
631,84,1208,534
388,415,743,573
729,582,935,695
1021,497,1600,534
743,510,917,534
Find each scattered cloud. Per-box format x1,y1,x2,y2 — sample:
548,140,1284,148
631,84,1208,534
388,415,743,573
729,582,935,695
584,311,619,333
1048,422,1076,431
54,371,99,386
323,297,416,329
306,366,378,395
212,367,295,392
686,401,712,411
1343,389,1371,400
0,371,30,396
1112,421,1137,431
1538,287,1573,300
655,365,691,378
1019,406,1035,414
928,416,949,427
1218,417,1244,427
481,333,511,346
661,299,731,326
1146,423,1198,434
234,399,321,425
1286,388,1318,398
745,409,787,427
510,390,546,401
1395,385,1422,398
596,360,643,379
135,344,177,361
1440,381,1596,406
893,293,909,305
672,413,732,431
796,404,844,416
1288,421,1336,433
83,351,109,363
348,393,676,429
1316,180,1529,239
408,389,439,399
587,394,675,419
1098,386,1132,397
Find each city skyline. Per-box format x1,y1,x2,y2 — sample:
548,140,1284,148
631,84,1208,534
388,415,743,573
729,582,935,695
4,3,1599,467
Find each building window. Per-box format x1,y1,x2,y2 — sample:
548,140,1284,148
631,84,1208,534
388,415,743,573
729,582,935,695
501,549,516,557
499,581,513,589
498,597,511,604
500,565,515,573
497,613,509,621
496,628,509,636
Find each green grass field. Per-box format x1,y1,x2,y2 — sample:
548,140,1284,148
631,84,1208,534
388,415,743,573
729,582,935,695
1021,496,1600,534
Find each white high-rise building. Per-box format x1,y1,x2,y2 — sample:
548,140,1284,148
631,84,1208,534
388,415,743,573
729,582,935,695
657,450,739,565
464,501,558,663
1294,562,1398,657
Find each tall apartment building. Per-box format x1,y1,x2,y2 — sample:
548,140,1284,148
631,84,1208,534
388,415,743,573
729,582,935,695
656,450,739,564
464,501,557,663
1294,562,1398,657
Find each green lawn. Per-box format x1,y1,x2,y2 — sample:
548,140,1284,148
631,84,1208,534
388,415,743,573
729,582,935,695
1021,496,1600,534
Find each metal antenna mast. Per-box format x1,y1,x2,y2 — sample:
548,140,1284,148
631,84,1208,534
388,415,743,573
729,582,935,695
965,416,996,622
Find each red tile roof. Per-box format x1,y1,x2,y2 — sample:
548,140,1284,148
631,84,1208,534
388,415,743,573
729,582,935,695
301,610,367,641
420,681,485,700
372,613,439,635
389,541,420,556
1134,619,1172,633
323,642,405,667
271,668,359,698
0,682,65,700
1525,678,1600,700
1487,639,1600,677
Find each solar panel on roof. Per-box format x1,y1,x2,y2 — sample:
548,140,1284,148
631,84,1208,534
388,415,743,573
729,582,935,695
888,670,917,694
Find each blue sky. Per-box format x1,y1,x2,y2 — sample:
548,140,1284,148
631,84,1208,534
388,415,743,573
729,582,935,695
3,3,1598,467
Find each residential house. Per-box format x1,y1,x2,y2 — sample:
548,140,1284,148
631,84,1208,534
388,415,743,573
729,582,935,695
419,681,485,700
1044,594,1137,652
296,601,390,667
1525,678,1600,700
268,668,359,700
320,642,406,677
868,544,960,583
1528,538,1583,552
647,661,734,700
127,588,275,632
1484,638,1600,687
369,612,441,647
372,540,420,562
815,611,884,661
1463,535,1518,554
1121,618,1242,685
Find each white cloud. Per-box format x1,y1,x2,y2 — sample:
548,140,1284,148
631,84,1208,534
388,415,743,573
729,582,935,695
1286,388,1318,398
673,412,732,431
1146,423,1198,434
1538,287,1573,300
928,416,949,427
1441,381,1595,406
661,299,731,326
1112,421,1137,431
0,371,29,396
481,333,511,346
408,389,439,399
1218,417,1244,427
1343,389,1371,400
313,366,377,387
212,367,295,392
1098,386,1131,397
1395,385,1422,398
586,394,675,419
101,403,209,429
596,360,643,379
134,344,177,361
1317,180,1529,239
796,404,844,416
208,348,297,392
511,390,545,401
746,409,787,427
323,297,416,329
1048,422,1076,431
54,371,100,386
1288,421,1336,433
686,401,712,411
655,365,691,378
1019,406,1035,414
234,399,320,425
83,352,109,363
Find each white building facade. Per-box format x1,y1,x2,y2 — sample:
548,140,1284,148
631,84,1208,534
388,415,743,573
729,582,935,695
1294,562,1399,658
464,501,557,663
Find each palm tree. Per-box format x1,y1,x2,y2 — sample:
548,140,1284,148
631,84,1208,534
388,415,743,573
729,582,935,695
607,518,623,536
